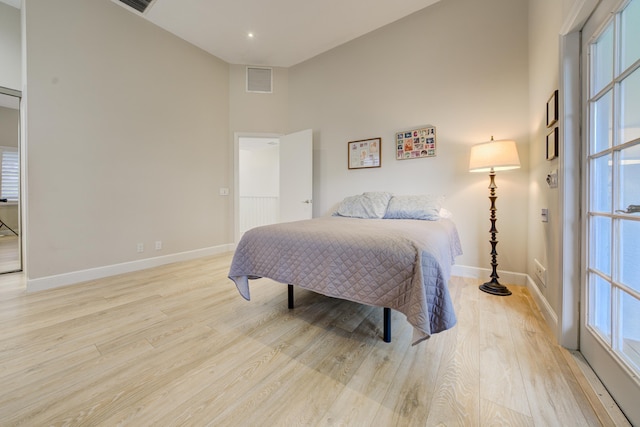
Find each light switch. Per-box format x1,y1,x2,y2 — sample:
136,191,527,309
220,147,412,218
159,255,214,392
541,208,549,222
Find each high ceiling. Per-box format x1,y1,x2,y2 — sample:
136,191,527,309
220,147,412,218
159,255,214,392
1,0,442,67
113,0,442,67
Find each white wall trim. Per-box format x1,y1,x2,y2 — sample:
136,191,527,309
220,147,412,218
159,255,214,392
26,244,234,292
452,265,558,336
558,31,582,349
452,264,528,286
560,0,600,35
28,256,561,338
526,274,559,337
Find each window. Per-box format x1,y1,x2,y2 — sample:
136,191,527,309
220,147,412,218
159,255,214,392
0,146,19,202
586,0,640,381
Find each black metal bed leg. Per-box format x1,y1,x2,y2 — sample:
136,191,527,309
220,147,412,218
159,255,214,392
288,284,294,309
287,285,390,343
383,307,391,343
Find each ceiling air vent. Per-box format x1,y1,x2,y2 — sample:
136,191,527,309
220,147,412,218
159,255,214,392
118,0,153,13
246,67,273,93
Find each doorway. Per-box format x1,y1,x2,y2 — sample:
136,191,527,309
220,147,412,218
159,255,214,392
0,88,22,273
234,129,313,244
237,136,281,237
580,0,640,424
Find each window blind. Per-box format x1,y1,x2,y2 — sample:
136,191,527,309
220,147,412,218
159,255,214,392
0,147,19,202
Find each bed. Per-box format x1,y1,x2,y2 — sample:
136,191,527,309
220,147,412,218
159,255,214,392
228,193,463,345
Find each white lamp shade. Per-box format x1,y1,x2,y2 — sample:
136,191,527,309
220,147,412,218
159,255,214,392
469,139,521,172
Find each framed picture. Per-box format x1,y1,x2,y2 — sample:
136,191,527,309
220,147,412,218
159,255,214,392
348,137,381,169
546,90,558,128
546,127,558,160
396,126,436,160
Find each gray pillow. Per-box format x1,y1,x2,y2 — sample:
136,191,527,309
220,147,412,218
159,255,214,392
383,195,443,220
335,192,392,219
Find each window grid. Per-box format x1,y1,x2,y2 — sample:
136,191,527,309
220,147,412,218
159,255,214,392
586,0,640,376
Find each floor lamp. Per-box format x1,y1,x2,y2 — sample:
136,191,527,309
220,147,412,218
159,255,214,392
469,137,521,296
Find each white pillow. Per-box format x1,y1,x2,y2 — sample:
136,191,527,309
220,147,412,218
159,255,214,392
439,208,453,219
335,192,392,219
383,195,443,220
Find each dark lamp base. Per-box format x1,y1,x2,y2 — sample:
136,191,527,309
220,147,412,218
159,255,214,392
479,280,512,296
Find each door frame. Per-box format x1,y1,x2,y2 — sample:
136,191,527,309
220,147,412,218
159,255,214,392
0,85,23,274
233,132,282,245
557,0,600,349
557,4,637,421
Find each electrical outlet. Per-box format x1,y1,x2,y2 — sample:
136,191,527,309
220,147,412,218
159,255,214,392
137,243,144,253
534,259,546,287
155,241,162,250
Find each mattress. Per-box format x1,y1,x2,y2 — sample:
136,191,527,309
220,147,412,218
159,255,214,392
229,216,462,344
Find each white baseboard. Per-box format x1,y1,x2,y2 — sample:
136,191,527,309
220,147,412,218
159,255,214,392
452,264,558,335
27,256,560,339
26,244,235,293
525,274,559,335
451,264,528,286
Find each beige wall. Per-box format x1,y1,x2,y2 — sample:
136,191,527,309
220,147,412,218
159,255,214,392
288,0,531,273
0,2,21,90
24,0,230,280
526,0,598,345
18,0,585,305
0,106,19,148
527,0,565,325
229,65,289,135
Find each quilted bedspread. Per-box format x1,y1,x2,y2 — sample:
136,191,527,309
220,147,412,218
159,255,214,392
228,216,462,344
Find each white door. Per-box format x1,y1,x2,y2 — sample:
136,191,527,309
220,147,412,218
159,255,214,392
279,129,313,223
581,0,640,424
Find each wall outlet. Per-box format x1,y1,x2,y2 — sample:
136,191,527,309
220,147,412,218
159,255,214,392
137,243,144,253
534,258,546,287
155,241,162,250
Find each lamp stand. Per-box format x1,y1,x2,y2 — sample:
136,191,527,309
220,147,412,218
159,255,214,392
479,169,512,296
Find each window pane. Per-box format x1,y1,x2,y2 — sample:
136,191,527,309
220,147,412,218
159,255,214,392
620,144,640,212
590,273,612,342
620,70,640,144
0,149,19,202
592,23,614,96
591,91,613,153
592,154,612,212
621,0,640,72
620,219,640,293
591,216,611,276
621,291,640,372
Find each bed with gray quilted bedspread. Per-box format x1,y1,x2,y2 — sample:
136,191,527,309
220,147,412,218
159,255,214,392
228,216,463,345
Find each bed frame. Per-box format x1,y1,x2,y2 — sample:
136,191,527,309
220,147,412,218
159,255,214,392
287,284,392,343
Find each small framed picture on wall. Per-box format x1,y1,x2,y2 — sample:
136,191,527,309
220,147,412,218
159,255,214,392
546,90,558,128
348,137,381,169
546,127,558,160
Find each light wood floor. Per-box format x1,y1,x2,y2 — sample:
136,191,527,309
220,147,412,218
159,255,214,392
0,253,627,426
0,234,20,273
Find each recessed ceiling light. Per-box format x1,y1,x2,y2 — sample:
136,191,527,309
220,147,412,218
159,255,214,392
247,32,254,39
